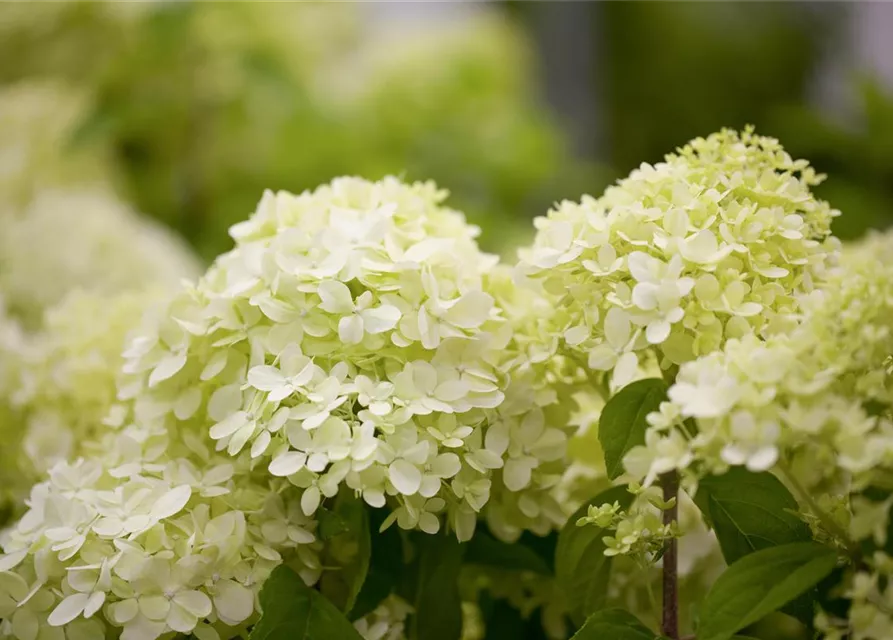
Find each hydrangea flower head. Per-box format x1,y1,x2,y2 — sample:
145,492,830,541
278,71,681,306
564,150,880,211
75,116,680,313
631,229,893,485
0,409,323,640
0,289,173,514
121,177,569,542
519,127,839,387
0,189,200,329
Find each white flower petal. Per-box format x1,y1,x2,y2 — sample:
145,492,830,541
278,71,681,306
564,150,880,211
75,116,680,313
444,291,494,329
213,581,254,626
173,590,212,618
151,485,192,520
268,451,307,477
360,305,401,334
48,593,90,626
317,281,354,314
247,366,287,392
389,459,422,496
148,352,187,387
338,314,365,344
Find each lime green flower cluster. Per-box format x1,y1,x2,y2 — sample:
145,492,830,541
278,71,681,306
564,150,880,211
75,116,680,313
120,177,571,545
8,292,164,479
518,127,839,391
0,398,324,640
0,177,577,640
0,79,202,524
635,230,893,485
352,596,411,640
625,230,893,638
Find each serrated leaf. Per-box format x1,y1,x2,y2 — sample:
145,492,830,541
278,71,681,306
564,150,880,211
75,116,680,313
350,508,404,621
466,529,551,575
694,468,816,624
250,565,364,640
599,378,668,479
555,485,635,624
409,533,466,640
695,467,812,564
697,542,838,640
571,608,662,639
694,468,810,563
318,493,370,614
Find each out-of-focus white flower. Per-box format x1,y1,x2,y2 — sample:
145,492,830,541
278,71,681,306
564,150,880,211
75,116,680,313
353,595,412,640
0,189,200,329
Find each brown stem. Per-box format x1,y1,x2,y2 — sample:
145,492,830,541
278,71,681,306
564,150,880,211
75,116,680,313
661,471,680,639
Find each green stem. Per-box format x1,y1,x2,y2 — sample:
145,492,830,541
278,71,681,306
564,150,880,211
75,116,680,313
777,463,861,561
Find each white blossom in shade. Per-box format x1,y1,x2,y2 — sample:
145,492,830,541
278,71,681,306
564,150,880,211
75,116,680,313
518,127,839,384
119,177,574,543
353,595,412,640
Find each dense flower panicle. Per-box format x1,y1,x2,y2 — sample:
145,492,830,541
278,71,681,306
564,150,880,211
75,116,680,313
479,266,580,539
4,291,165,489
0,416,322,640
0,190,200,329
518,128,839,389
119,177,571,543
626,229,893,486
617,230,893,637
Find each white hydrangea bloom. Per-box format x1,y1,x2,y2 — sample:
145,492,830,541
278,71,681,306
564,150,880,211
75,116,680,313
120,177,574,542
627,230,893,487
0,189,200,329
0,411,322,640
518,128,839,390
0,290,183,520
353,595,412,640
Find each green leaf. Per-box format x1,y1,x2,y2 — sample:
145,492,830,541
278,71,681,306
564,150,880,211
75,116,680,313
318,507,351,541
696,542,838,640
250,565,364,640
480,596,549,640
555,485,635,624
694,468,811,563
599,378,668,479
318,493,371,614
349,508,404,621
466,529,552,575
571,608,662,639
517,530,559,573
695,468,817,625
409,533,466,640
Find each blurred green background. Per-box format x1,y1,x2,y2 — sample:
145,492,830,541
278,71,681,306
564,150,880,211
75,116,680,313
2,1,892,262
3,3,891,639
